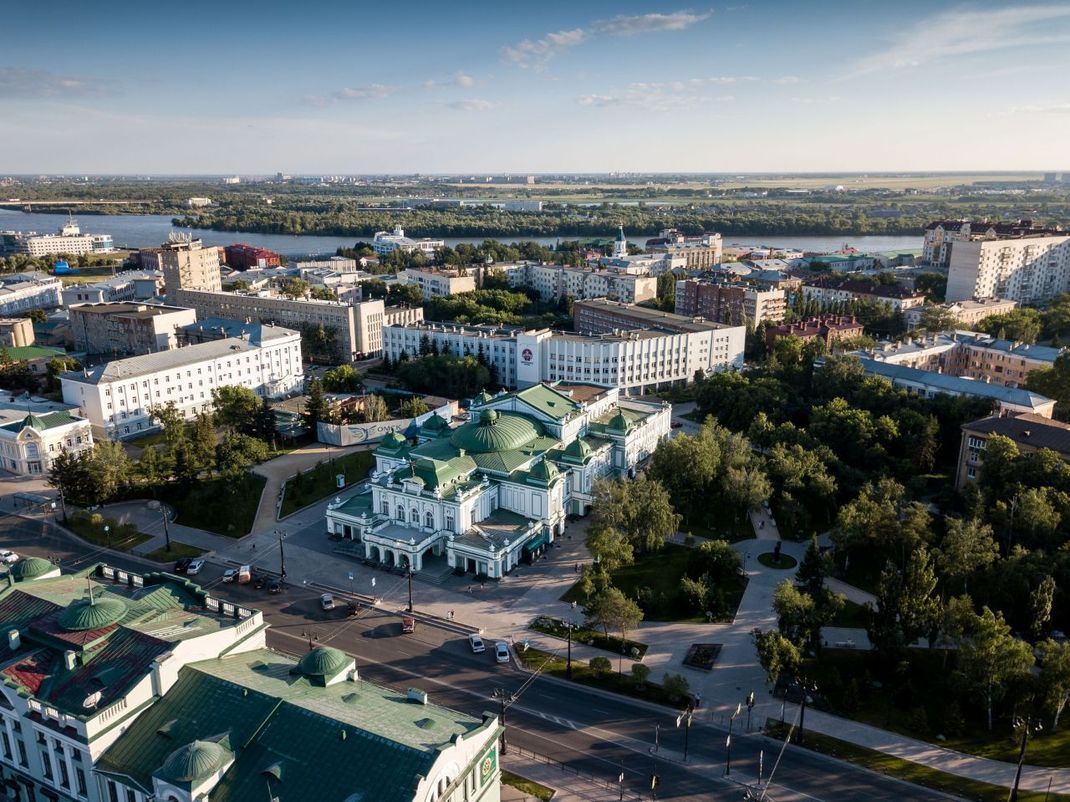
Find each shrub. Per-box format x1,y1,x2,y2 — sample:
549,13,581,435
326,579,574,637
589,656,612,676
631,663,651,688
663,673,690,702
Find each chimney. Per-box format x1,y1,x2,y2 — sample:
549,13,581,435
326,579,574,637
7,630,19,651
64,650,78,670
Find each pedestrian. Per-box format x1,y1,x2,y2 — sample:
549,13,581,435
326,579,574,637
571,600,577,610
480,582,485,590
467,585,472,594
574,562,579,574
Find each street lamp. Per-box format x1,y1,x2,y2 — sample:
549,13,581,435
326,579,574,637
407,565,415,613
1009,716,1042,802
161,505,171,552
746,691,756,732
796,678,818,747
676,705,693,762
725,702,741,775
275,529,286,580
103,524,110,548
493,688,515,755
565,618,574,680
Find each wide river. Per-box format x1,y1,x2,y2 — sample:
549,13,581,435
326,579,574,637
0,208,922,258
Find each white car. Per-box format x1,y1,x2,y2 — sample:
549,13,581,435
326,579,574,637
0,550,18,565
468,634,485,654
494,641,510,664
320,593,335,611
186,559,205,576
222,568,238,583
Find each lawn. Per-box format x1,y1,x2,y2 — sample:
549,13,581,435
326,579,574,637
127,431,168,448
143,542,208,562
683,514,754,543
515,646,690,710
757,552,797,569
500,771,554,801
831,599,872,629
763,721,1070,802
530,615,648,659
155,473,266,537
561,542,747,623
280,450,375,517
67,511,151,552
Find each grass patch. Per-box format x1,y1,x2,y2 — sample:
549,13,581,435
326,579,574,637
500,770,554,801
562,543,747,623
758,552,797,569
682,513,754,543
831,599,872,629
530,615,647,659
280,450,375,517
143,542,208,562
67,511,151,552
515,647,690,709
763,721,1070,802
127,430,168,448
155,473,266,537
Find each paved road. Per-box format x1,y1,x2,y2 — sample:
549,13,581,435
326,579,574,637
0,513,958,802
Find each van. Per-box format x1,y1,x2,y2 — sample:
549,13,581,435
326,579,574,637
402,616,416,634
237,565,252,584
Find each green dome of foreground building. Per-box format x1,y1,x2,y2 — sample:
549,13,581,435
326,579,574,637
58,595,127,631
293,645,353,685
158,739,230,785
449,410,544,454
9,556,57,582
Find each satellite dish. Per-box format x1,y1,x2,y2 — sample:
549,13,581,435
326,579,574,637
83,691,102,710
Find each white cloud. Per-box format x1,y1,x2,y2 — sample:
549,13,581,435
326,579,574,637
848,4,1070,77
502,9,710,68
773,75,802,85
790,95,841,104
424,72,476,90
1014,102,1070,114
578,88,733,112
0,67,118,99
333,83,397,101
444,99,497,112
314,73,479,106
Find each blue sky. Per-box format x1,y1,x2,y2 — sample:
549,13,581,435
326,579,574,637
2,0,1069,173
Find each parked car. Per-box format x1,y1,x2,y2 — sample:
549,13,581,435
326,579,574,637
0,550,19,565
346,601,360,617
186,559,205,576
268,580,282,594
468,634,485,654
222,568,238,583
174,557,192,574
254,574,267,590
236,565,252,584
402,616,416,634
320,593,335,611
494,642,510,664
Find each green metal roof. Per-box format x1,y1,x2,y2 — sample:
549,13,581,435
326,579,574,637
525,459,560,487
511,384,580,421
58,596,127,631
376,431,408,453
10,557,56,581
449,410,544,454
0,411,80,433
157,738,230,785
293,647,351,684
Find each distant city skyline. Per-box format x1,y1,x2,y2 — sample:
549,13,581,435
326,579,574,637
3,0,1069,173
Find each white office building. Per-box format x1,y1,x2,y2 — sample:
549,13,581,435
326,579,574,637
0,399,93,476
399,267,476,300
0,274,63,315
946,234,1070,305
61,325,303,439
372,226,444,258
492,263,657,304
0,219,114,258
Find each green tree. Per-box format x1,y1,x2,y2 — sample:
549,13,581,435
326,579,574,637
1030,575,1057,641
584,586,644,642
361,394,390,423
251,397,277,446
85,441,132,505
753,629,801,688
277,277,310,298
773,580,819,648
398,396,430,418
322,365,364,393
796,536,828,598
680,575,709,614
662,673,690,703
589,656,612,676
304,379,327,430
585,526,635,572
186,412,217,473
957,607,1035,730
977,308,1042,344
215,432,269,480
211,385,261,434
647,426,721,521
631,662,652,688
47,449,92,507
916,306,959,332
589,475,679,556
935,517,998,594
149,401,187,448
1038,639,1070,730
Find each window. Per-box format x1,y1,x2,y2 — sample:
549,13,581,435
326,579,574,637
107,780,120,802
15,739,26,767
40,749,53,779
411,508,419,523
75,767,87,797
425,511,434,528
59,758,70,788
396,505,404,520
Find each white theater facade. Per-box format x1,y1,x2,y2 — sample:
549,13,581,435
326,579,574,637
325,383,669,579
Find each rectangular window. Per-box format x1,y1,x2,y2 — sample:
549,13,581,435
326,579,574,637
59,758,70,788
15,739,25,768
40,749,53,779
107,780,119,802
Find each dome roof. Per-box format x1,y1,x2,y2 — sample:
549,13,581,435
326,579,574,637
380,431,407,449
563,439,592,460
607,410,631,432
159,740,228,784
473,390,494,406
295,646,350,680
10,556,54,581
420,414,448,433
527,459,560,485
449,411,543,454
58,596,126,632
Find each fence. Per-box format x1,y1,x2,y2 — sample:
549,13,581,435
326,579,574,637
508,744,648,802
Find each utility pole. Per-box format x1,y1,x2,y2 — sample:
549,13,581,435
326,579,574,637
493,688,512,755
566,620,573,680
277,530,286,580
407,567,414,612
161,506,171,552
676,706,693,762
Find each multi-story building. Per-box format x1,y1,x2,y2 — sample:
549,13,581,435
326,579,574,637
223,243,282,270
945,233,1070,304
765,315,864,349
160,235,223,298
326,382,669,577
857,331,1060,389
95,645,501,802
399,267,476,300
0,402,92,475
372,226,445,258
573,298,742,336
0,318,34,348
0,218,114,258
0,274,62,315
646,229,723,269
801,278,926,312
493,263,657,304
923,219,1063,267
293,256,358,273
173,290,413,359
0,562,267,802
60,272,162,308
903,298,1018,330
61,325,303,439
956,413,1070,487
674,280,786,327
69,303,198,357
384,318,744,394
851,357,1055,417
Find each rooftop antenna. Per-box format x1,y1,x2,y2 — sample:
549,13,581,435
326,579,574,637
87,575,95,606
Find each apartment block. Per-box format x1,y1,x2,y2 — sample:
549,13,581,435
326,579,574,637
398,267,476,300
946,234,1070,305
956,413,1070,487
765,315,864,349
674,280,786,327
903,298,1018,330
69,302,197,357
160,235,223,298
61,325,303,439
223,243,282,270
801,278,925,312
0,273,62,315
924,219,1063,267
646,229,723,269
495,263,657,304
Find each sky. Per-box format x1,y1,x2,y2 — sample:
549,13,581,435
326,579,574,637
2,0,1070,173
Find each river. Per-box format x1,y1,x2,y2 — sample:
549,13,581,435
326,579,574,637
0,208,922,257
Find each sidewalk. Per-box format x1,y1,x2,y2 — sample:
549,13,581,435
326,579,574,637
503,751,639,802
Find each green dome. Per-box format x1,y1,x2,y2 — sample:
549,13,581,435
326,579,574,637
10,556,55,581
563,439,592,461
380,431,407,449
450,411,543,454
295,646,350,679
472,390,493,406
607,410,631,432
159,740,228,784
58,596,126,632
527,459,560,485
420,414,449,433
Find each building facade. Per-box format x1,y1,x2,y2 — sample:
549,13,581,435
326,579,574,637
223,243,282,270
400,268,477,300
0,318,34,348
326,383,669,578
646,229,723,269
801,278,926,312
0,408,93,475
372,226,445,258
956,413,1070,487
903,298,1018,330
61,325,303,439
69,303,198,357
765,315,864,349
945,234,1070,304
494,263,657,305
674,280,786,327
160,235,223,298
923,219,1064,268
0,219,113,258
61,272,162,308
0,274,62,315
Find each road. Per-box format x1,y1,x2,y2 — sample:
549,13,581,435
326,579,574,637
0,513,957,802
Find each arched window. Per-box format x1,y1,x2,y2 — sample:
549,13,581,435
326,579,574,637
381,499,389,515
445,513,454,531
425,511,434,529
410,508,419,523
396,505,404,520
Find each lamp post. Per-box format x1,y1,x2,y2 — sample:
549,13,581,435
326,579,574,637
746,690,756,732
565,619,573,680
796,678,817,747
58,489,67,523
161,505,171,552
407,566,415,613
276,529,286,580
103,524,110,549
676,705,693,763
1009,716,1042,802
725,702,741,775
